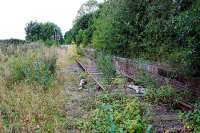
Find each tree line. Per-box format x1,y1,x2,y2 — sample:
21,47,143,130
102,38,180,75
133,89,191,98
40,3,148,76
24,0,200,77
25,21,63,45
65,0,200,77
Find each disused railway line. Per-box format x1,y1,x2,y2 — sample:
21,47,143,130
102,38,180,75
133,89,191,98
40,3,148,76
76,59,106,91
76,57,193,109
76,59,136,91
75,57,195,133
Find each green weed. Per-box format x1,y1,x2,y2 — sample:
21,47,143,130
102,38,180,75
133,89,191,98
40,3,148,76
134,70,189,106
96,53,116,84
134,70,156,88
78,92,147,133
180,101,200,133
8,48,57,88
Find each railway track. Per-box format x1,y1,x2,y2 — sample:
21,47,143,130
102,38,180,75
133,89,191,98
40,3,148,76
75,57,193,133
76,59,106,90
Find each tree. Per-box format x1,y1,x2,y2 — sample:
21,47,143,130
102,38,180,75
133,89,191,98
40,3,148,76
64,30,73,44
92,0,199,76
25,21,42,41
40,22,62,41
25,21,63,43
75,0,98,20
64,0,102,46
64,11,96,46
93,0,148,56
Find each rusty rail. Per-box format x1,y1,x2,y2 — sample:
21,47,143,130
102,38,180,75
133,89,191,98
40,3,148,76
76,59,106,91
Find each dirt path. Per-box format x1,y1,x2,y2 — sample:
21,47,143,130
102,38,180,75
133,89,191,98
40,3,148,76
57,46,96,132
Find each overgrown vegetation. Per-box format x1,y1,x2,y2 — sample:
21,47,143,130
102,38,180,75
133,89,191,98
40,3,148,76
134,70,156,89
145,84,188,106
180,101,200,133
66,0,200,77
134,70,190,106
64,13,95,46
9,48,57,88
96,53,116,84
1,0,200,131
0,42,68,132
77,92,147,132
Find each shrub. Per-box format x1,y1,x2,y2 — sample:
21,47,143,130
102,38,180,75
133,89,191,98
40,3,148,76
187,108,200,133
96,53,116,84
145,83,189,106
43,39,58,46
78,92,147,132
180,101,200,133
145,84,176,105
134,70,190,105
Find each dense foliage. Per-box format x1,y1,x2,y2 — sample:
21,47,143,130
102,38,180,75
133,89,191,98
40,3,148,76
78,92,147,132
25,21,63,45
180,101,200,133
64,13,95,46
66,0,200,77
93,0,200,76
64,0,99,46
134,70,190,106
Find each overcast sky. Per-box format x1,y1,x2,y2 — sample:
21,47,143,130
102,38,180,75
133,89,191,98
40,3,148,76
0,0,102,39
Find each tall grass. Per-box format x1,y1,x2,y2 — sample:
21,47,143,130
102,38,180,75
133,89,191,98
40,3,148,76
0,42,68,132
8,48,57,88
96,52,116,84
0,42,40,56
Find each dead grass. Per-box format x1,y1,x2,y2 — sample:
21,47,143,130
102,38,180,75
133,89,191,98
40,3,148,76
0,81,67,132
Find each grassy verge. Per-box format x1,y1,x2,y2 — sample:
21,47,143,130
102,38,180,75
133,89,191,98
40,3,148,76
0,43,68,132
